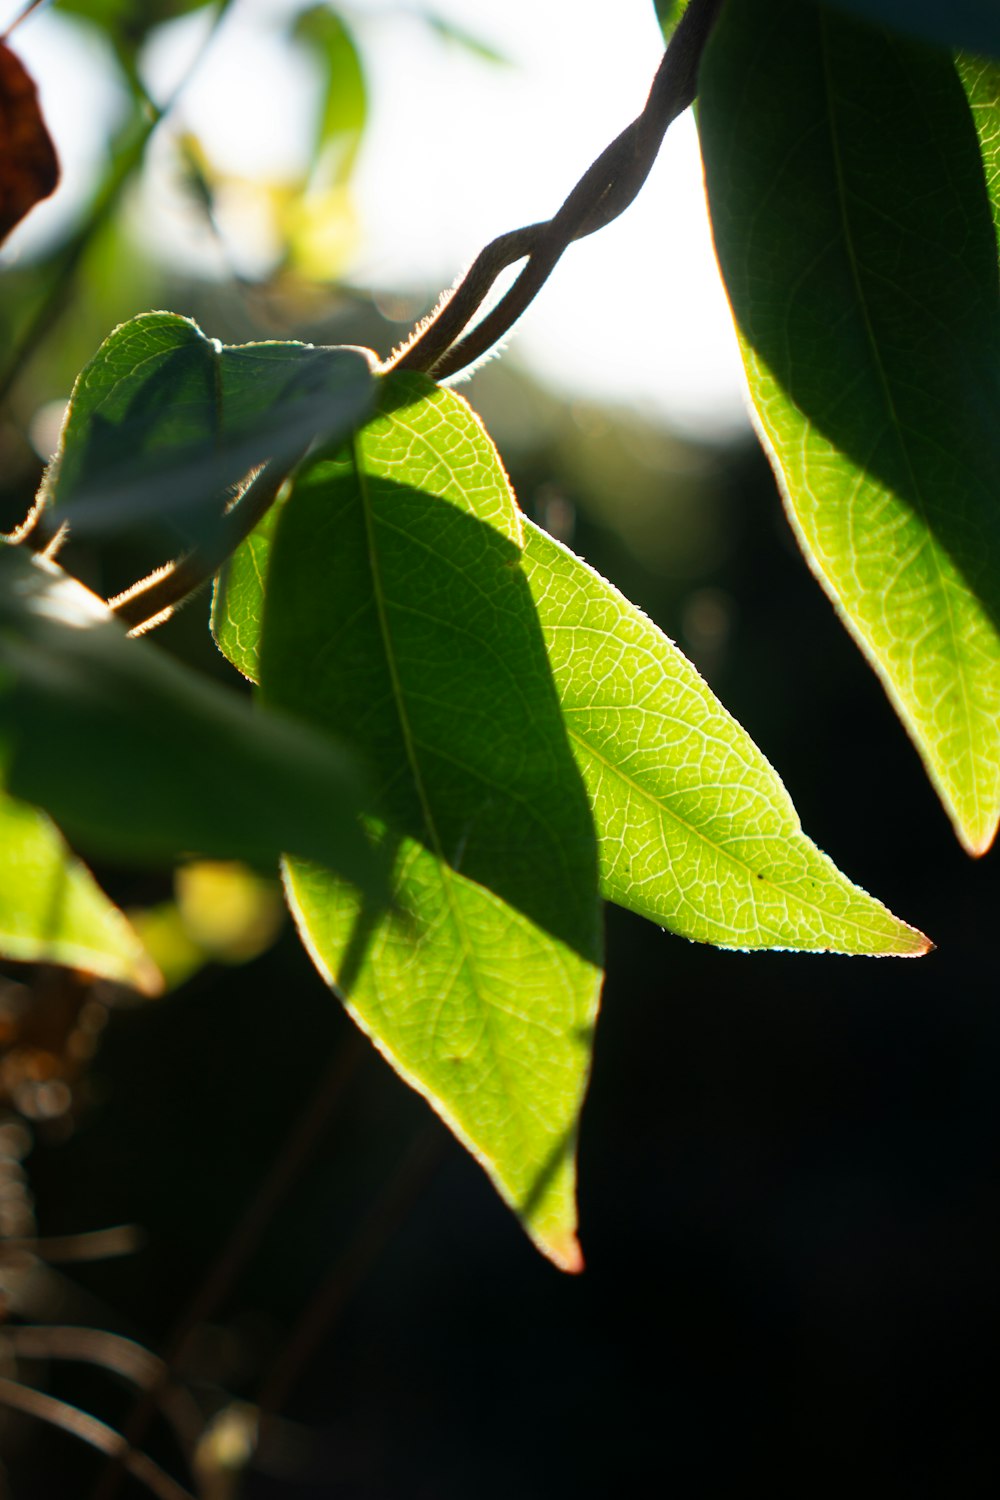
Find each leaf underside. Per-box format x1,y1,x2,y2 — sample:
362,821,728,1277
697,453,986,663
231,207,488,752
40,311,373,539
214,374,928,1264
256,377,603,1271
699,0,1000,855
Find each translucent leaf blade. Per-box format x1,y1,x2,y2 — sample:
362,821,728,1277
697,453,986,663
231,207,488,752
0,789,160,993
257,376,603,1270
522,523,929,955
699,0,1000,854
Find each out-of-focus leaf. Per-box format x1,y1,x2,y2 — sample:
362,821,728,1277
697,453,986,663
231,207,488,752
417,10,509,66
0,789,160,992
0,42,59,246
129,860,284,990
218,374,603,1272
39,312,374,538
521,522,928,955
699,0,1000,854
0,546,381,896
292,5,366,182
53,0,215,40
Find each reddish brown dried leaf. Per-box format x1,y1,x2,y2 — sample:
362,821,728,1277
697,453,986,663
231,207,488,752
0,40,59,246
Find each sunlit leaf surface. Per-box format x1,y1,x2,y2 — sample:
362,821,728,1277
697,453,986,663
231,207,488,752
0,788,159,992
522,523,928,955
255,376,603,1271
699,0,1000,854
215,372,928,1259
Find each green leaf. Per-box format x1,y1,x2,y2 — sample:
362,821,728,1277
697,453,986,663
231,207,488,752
698,0,1000,854
214,374,928,1259
652,0,691,43
292,6,367,182
417,10,510,66
236,375,604,1271
957,54,1000,245
40,312,374,539
0,546,380,896
654,1,1000,57
0,789,160,993
215,383,929,958
521,522,928,955
813,1,1000,59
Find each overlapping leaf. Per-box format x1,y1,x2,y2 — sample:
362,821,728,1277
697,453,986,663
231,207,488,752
0,545,379,893
40,311,373,537
698,0,1000,854
252,377,604,1272
214,374,927,1262
0,789,159,992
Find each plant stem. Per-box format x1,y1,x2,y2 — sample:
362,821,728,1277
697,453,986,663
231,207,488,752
90,1030,366,1500
108,449,305,633
389,0,724,380
0,1376,195,1500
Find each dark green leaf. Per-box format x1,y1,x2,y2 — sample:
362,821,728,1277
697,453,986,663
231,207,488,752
654,1,1000,57
0,545,380,894
40,312,374,539
699,0,1000,853
815,0,1000,58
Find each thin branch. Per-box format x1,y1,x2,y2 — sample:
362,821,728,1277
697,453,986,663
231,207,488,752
90,1031,366,1500
388,0,724,381
3,1326,205,1456
0,1225,143,1264
1,0,49,40
257,1124,442,1420
0,1376,195,1500
108,450,304,633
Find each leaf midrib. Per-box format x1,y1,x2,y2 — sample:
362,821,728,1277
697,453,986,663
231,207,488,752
567,724,905,946
354,434,534,1161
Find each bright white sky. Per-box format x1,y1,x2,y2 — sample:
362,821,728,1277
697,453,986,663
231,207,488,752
4,0,748,438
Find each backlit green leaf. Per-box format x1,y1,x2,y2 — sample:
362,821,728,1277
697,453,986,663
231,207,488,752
40,312,373,538
699,0,1000,853
234,375,604,1271
0,546,380,895
292,6,367,182
521,522,928,955
214,373,928,1259
0,789,160,993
